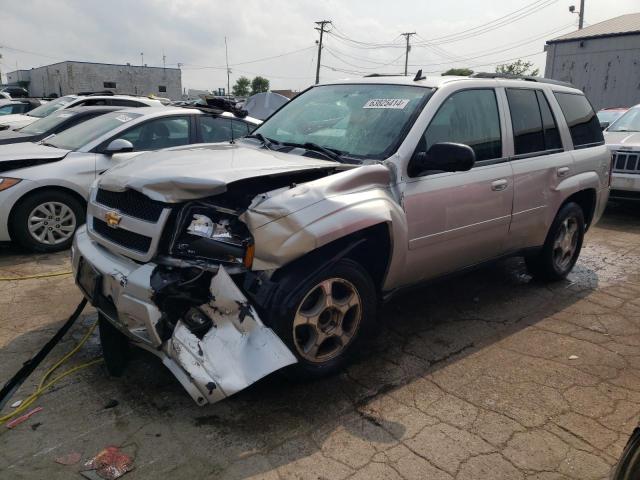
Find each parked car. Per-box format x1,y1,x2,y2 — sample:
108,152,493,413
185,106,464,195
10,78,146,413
597,107,628,130
70,74,611,405
603,104,640,201
0,106,124,145
0,92,11,100
0,86,29,98
0,98,45,116
0,93,168,131
0,106,260,251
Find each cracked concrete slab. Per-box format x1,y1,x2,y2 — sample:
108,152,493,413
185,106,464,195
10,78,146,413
1,202,640,479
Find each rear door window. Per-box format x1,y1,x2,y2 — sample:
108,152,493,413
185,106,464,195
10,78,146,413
506,89,545,155
553,92,603,149
506,88,563,155
199,116,252,143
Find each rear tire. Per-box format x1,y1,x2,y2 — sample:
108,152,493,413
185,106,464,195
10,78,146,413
270,259,377,380
99,314,130,377
525,202,585,282
11,190,84,252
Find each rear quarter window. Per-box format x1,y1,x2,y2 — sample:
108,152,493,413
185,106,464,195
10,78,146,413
553,92,603,149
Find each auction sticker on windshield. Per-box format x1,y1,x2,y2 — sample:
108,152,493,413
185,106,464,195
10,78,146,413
115,114,133,122
363,99,410,109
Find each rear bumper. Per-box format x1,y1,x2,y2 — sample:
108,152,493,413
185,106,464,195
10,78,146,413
72,226,296,405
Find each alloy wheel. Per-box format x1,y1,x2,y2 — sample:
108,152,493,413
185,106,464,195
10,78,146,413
27,201,77,245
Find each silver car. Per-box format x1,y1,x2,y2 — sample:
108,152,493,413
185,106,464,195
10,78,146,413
72,74,611,405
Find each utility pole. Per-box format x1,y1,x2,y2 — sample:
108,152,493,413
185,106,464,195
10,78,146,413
162,50,166,69
401,32,416,76
224,36,231,97
578,0,585,29
314,20,331,84
140,52,144,66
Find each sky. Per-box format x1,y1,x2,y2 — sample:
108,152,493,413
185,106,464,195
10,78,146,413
1,0,638,94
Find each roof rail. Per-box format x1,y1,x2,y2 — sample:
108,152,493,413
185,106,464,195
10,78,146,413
363,73,405,78
469,72,575,88
180,97,248,118
76,90,116,96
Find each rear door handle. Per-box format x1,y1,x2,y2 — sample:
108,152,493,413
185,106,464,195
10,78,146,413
491,179,508,191
557,166,570,177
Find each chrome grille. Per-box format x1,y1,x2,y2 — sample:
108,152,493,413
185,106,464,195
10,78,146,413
87,187,172,262
613,151,640,174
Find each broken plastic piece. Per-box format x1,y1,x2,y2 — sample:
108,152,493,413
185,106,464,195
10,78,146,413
5,406,43,429
10,400,22,408
55,451,82,465
568,355,579,360
83,446,134,479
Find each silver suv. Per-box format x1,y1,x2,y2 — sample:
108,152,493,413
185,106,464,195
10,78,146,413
72,74,611,405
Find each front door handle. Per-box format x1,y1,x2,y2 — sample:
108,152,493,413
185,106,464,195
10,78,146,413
557,166,570,177
491,179,508,191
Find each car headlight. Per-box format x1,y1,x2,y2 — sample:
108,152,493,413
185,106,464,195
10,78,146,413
0,177,21,191
172,206,254,268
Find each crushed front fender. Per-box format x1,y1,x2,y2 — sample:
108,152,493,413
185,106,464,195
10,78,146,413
165,266,297,405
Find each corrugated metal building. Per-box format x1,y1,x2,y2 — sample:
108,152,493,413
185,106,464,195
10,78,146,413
6,61,182,100
545,13,640,110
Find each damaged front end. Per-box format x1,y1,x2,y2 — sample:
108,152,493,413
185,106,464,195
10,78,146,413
72,207,297,405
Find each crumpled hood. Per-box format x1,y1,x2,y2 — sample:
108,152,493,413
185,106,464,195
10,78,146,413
98,143,344,202
604,131,640,149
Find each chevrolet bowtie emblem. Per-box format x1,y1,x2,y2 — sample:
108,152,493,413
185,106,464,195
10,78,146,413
105,211,122,228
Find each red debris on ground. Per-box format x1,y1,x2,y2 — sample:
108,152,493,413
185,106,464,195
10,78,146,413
55,451,82,465
5,407,43,429
83,446,134,479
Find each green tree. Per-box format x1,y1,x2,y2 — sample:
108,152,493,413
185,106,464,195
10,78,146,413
250,76,270,95
232,76,251,97
495,59,540,76
441,68,474,76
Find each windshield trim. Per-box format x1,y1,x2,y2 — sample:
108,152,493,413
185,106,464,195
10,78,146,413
252,83,435,162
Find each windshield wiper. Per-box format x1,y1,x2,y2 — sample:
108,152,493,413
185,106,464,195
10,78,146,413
279,141,347,163
244,133,279,150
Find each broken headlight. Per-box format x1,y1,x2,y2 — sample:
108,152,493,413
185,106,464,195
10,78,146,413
172,205,254,268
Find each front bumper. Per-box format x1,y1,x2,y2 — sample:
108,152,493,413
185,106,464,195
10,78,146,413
611,173,640,199
72,226,296,405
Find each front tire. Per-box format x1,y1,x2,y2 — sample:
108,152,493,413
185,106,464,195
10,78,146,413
11,190,84,252
525,202,585,281
270,259,377,380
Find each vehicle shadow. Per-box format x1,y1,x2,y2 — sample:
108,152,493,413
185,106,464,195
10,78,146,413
0,254,603,478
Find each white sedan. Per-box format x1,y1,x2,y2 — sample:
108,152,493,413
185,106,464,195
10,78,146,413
0,106,260,251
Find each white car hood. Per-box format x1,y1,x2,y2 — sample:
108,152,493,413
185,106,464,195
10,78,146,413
0,113,37,129
604,131,640,149
0,142,71,174
99,142,343,202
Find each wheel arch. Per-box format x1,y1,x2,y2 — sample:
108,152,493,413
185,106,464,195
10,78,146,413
560,188,597,230
8,185,87,238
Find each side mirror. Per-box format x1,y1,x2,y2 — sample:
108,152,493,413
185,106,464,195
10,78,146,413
412,142,476,174
104,138,134,154
600,121,610,130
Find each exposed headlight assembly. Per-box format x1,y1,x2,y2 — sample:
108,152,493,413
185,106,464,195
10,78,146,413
173,205,255,268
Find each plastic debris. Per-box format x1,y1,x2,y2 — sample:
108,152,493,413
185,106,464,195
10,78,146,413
82,446,134,479
55,451,82,465
568,355,579,360
10,400,22,408
5,406,43,429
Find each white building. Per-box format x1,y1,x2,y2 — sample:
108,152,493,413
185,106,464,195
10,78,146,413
6,61,182,100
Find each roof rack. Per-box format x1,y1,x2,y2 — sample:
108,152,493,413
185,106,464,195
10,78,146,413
469,72,575,88
363,73,405,78
179,97,248,118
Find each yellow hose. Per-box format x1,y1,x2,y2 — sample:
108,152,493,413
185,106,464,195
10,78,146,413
0,320,102,424
0,271,72,281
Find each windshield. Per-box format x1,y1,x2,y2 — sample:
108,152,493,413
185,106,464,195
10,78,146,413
46,111,143,150
19,110,78,135
597,110,625,124
253,84,433,160
27,96,76,118
607,107,640,132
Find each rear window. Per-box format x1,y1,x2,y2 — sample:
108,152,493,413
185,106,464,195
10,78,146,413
553,92,603,149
